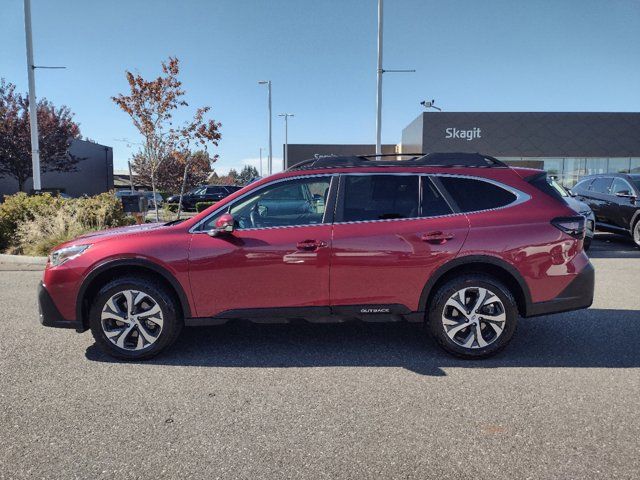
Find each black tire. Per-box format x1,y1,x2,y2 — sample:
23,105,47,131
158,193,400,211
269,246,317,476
584,236,592,251
428,274,518,359
89,276,183,360
632,218,640,248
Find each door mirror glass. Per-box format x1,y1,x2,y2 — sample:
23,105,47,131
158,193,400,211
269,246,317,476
208,213,235,236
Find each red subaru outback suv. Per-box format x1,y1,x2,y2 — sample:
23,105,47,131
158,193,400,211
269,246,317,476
39,153,594,360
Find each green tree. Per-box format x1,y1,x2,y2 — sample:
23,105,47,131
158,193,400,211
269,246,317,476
112,57,221,221
237,165,259,185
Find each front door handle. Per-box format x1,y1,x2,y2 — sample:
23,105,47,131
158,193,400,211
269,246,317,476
296,240,328,251
421,231,455,245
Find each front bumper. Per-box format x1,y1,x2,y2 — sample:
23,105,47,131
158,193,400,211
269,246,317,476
38,282,84,331
526,262,595,317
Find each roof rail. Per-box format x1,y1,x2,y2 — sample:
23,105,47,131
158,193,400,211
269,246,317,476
287,152,508,171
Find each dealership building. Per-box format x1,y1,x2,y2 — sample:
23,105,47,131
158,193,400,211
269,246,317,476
286,112,640,187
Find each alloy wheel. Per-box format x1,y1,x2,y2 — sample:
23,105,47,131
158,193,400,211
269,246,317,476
100,290,164,351
634,221,640,247
441,287,506,349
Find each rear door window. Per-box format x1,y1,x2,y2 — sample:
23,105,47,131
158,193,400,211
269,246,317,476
342,175,419,221
438,176,517,212
589,177,613,194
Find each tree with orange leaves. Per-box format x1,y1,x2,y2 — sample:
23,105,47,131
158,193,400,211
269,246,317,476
112,57,221,221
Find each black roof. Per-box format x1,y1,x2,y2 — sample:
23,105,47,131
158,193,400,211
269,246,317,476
287,152,508,171
583,172,639,179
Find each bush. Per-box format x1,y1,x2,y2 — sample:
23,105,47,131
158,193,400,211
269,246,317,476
1,191,134,256
196,201,216,212
0,193,64,251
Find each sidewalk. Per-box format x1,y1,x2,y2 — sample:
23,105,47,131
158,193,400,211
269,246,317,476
0,254,47,271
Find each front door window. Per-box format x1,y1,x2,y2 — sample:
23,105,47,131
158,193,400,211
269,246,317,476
201,176,331,230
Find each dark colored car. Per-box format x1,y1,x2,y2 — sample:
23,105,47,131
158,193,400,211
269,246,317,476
115,190,163,209
548,178,595,250
166,185,239,211
39,153,594,360
571,173,640,247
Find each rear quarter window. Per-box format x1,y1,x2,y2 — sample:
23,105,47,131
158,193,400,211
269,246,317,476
438,176,517,213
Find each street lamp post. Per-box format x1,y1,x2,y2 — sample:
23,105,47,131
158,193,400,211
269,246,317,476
259,147,263,176
375,0,415,155
278,113,294,169
258,81,272,175
23,0,41,192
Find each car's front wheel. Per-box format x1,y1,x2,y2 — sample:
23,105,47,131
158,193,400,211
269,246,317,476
89,276,183,360
428,274,518,358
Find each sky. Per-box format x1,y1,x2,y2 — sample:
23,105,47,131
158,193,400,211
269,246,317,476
2,0,639,175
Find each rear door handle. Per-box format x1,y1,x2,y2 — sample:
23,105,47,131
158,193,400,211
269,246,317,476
421,231,455,244
296,240,328,251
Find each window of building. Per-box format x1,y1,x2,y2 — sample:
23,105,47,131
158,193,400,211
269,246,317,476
585,158,608,175
589,177,613,194
438,177,517,213
563,158,587,188
607,158,631,174
342,175,419,221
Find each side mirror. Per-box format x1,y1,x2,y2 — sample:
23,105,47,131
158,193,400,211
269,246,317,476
208,213,235,237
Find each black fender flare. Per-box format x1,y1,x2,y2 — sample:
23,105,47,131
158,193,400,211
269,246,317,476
417,255,533,315
76,258,192,324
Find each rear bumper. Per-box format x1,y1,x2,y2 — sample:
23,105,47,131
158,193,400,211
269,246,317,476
526,262,595,317
38,282,85,332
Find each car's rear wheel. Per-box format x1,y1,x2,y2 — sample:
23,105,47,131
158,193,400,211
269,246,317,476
633,219,640,248
428,274,518,358
89,276,183,360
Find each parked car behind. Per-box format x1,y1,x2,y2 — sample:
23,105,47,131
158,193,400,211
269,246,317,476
166,185,239,211
548,177,595,250
39,152,594,361
115,190,163,210
572,173,640,247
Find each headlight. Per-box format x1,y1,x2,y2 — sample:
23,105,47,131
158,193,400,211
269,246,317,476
49,244,91,267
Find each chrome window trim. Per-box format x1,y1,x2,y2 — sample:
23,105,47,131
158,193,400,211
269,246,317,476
331,172,530,226
190,171,531,232
189,173,335,234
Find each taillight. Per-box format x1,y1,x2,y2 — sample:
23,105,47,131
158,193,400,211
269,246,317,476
551,216,586,239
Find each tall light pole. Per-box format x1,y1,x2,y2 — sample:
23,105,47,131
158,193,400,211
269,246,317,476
259,147,263,176
258,80,272,174
23,0,41,191
375,0,383,155
375,0,415,155
278,113,294,169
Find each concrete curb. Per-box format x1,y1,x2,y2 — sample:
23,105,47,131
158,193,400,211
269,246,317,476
0,253,47,265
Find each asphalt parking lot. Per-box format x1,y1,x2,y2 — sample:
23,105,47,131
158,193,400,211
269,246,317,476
1,233,639,479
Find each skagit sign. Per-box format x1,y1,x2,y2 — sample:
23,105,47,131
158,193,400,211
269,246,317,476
445,127,482,141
